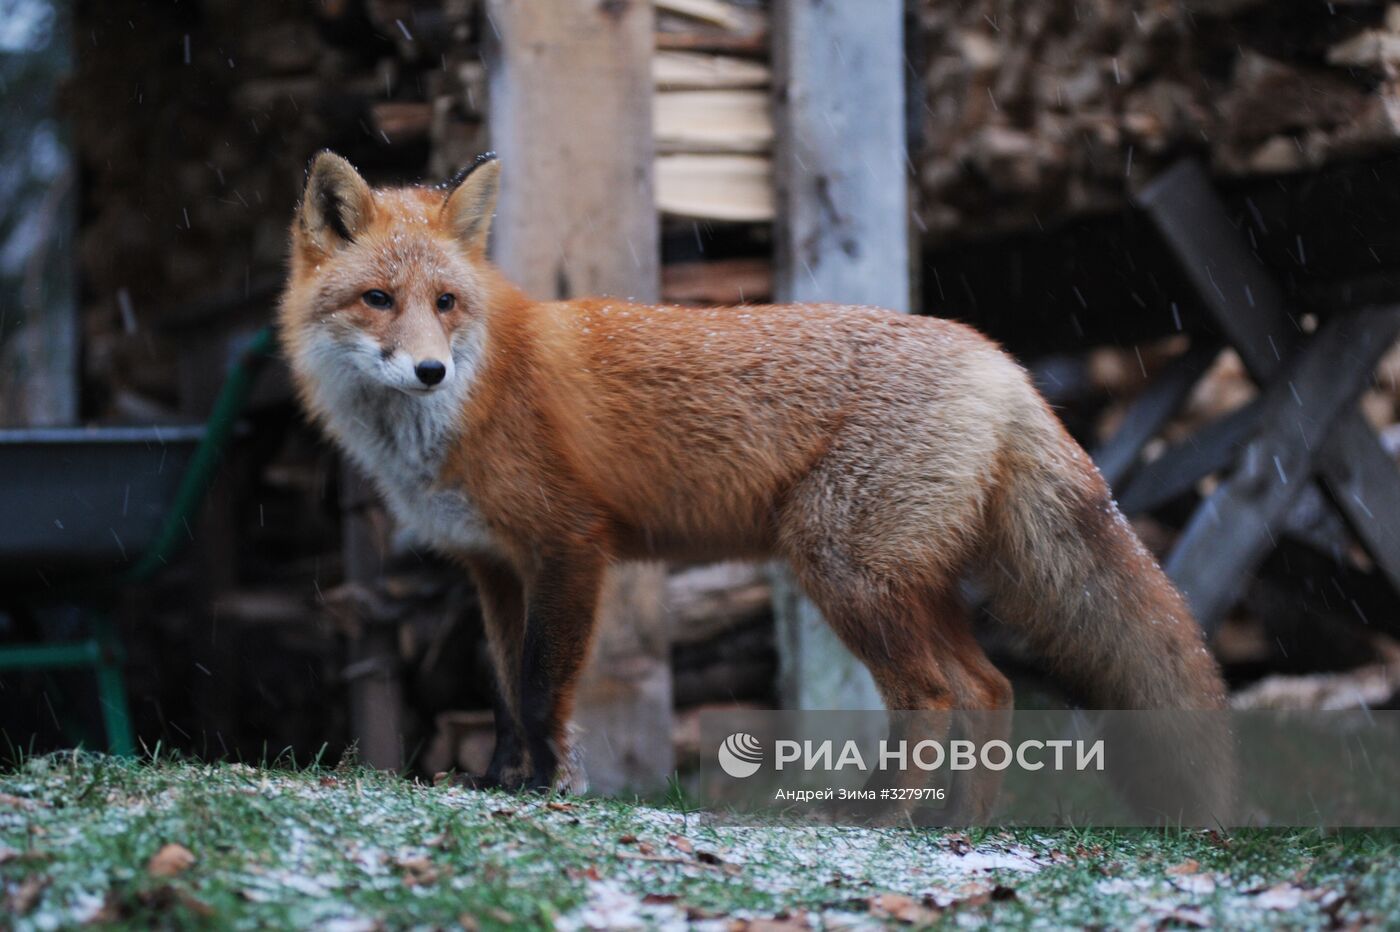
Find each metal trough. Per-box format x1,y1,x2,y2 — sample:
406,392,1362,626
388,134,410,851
0,425,205,578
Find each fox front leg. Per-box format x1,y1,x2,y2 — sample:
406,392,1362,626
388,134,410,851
465,557,530,789
517,552,605,791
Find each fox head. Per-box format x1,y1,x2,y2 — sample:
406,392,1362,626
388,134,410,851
279,151,504,419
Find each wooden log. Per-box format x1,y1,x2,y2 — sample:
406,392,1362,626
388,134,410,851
770,0,908,711
661,257,772,305
672,619,776,707
655,30,767,56
666,561,772,645
653,51,769,90
487,0,673,794
371,101,433,146
654,89,772,154
656,0,763,35
655,154,773,221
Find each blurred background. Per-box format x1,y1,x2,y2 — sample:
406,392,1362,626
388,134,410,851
4,0,1400,792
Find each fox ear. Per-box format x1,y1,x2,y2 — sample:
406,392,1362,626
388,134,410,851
442,154,500,255
299,151,373,251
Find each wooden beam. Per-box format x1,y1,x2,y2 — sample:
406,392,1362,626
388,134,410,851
486,0,672,794
1093,342,1220,492
1117,400,1263,516
770,0,907,710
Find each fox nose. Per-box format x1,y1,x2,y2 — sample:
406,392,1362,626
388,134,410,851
414,360,447,386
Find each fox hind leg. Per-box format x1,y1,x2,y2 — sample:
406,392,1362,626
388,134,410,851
790,555,1013,822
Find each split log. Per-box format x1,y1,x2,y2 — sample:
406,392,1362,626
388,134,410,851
666,561,772,645
655,89,771,154
371,102,433,145
661,257,772,305
656,154,773,220
654,50,769,90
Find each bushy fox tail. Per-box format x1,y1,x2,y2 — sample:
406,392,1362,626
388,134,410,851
976,416,1233,823
979,422,1226,711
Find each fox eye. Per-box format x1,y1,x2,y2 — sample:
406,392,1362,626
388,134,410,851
362,290,393,310
436,293,456,312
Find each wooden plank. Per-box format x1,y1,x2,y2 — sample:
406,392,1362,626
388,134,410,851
655,154,773,221
1094,341,1220,491
1163,308,1400,633
772,0,910,313
770,0,907,710
486,0,672,794
653,51,769,90
654,89,772,154
1315,417,1400,596
1117,400,1263,515
1137,161,1295,379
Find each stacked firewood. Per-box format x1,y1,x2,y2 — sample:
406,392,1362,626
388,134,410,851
73,1,469,418
654,0,776,306
915,0,1400,244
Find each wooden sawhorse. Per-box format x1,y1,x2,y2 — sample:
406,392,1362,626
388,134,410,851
1094,160,1400,635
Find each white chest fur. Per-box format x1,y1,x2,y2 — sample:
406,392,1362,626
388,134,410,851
306,341,499,557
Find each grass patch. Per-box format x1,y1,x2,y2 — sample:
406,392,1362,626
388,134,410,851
2,753,1397,929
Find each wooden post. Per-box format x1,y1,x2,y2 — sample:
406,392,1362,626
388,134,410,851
770,0,909,710
486,0,673,793
341,464,404,770
0,8,78,428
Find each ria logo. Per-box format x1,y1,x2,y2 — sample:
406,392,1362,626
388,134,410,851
718,732,763,778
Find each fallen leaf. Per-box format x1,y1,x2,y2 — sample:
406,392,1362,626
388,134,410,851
565,865,602,881
458,913,480,931
669,835,694,854
643,893,680,905
395,855,441,886
868,893,941,924
147,843,196,878
1166,859,1200,877
546,801,575,812
1174,873,1216,895
1254,884,1306,910
617,834,638,845
1159,906,1210,928
7,874,49,915
945,832,973,855
0,793,44,810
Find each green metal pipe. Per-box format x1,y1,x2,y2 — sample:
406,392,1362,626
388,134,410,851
0,641,101,671
125,326,276,582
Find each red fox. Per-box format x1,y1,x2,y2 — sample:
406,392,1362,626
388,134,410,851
279,151,1228,792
